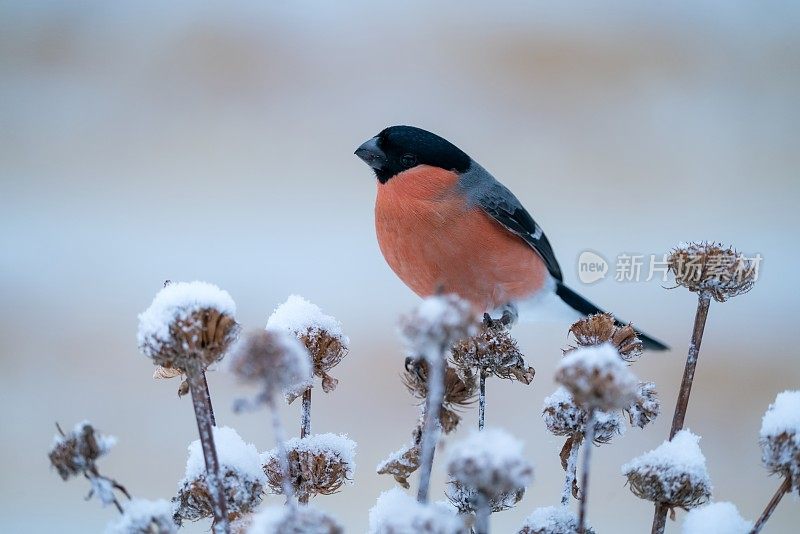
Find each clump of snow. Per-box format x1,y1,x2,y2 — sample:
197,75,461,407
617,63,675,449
760,390,800,439
368,487,463,534
183,426,264,483
137,281,236,359
400,294,478,357
447,428,533,498
519,505,592,534
682,502,752,534
106,498,177,534
263,433,356,480
247,504,342,534
267,295,349,345
555,343,638,411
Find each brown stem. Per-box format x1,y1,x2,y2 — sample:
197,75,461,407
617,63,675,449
651,503,668,534
577,410,596,534
187,366,229,534
750,477,791,534
417,344,446,503
201,370,216,426
478,367,486,431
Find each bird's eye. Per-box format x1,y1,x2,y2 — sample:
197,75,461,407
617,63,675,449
401,154,417,167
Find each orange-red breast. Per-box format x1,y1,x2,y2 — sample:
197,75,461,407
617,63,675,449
356,125,667,350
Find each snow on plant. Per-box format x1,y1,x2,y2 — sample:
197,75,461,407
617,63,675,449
681,502,751,534
173,426,266,527
368,487,464,534
246,504,343,534
517,505,595,534
106,499,177,534
446,428,533,534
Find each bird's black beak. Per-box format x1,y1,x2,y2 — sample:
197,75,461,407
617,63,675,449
355,137,386,170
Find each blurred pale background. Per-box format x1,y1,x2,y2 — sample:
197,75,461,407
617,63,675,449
2,1,799,532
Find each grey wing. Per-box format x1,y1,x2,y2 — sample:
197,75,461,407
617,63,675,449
460,164,563,282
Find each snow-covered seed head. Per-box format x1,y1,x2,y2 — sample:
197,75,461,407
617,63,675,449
262,433,356,502
368,487,464,534
400,294,479,358
622,430,712,510
566,313,643,362
445,478,524,515
247,505,343,534
173,427,266,525
681,502,752,534
266,295,349,393
592,410,627,444
555,343,639,412
625,382,661,429
446,428,533,502
49,421,116,481
450,321,535,383
759,390,800,493
228,329,312,404
137,281,239,372
376,443,421,490
106,499,177,534
668,242,758,302
541,387,625,444
402,358,477,434
518,505,596,534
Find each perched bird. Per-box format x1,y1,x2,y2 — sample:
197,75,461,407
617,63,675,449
355,125,667,350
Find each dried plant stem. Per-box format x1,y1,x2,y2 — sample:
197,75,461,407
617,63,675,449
85,466,131,514
201,370,216,426
562,432,583,506
417,344,446,504
577,410,596,534
478,367,487,431
266,395,297,510
474,492,490,534
652,293,711,534
186,365,230,534
301,388,312,438
750,477,791,534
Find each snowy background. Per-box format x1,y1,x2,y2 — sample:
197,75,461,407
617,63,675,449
2,1,799,532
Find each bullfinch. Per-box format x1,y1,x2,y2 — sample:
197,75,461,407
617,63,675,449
355,125,667,350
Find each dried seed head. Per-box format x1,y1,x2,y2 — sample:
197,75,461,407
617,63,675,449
451,321,535,383
541,387,625,444
247,505,343,534
518,505,596,534
49,421,116,481
625,382,661,429
368,488,464,534
228,330,312,404
592,410,627,444
555,343,639,411
566,313,643,362
402,358,476,434
137,281,240,371
376,443,421,490
267,295,350,393
107,499,177,534
622,430,712,510
445,478,524,514
759,390,800,493
173,427,266,525
400,294,479,358
262,433,356,501
668,242,758,302
447,428,533,501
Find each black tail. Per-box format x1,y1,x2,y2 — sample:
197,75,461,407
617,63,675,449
555,282,669,351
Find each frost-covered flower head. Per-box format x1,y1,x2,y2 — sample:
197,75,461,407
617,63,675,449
267,295,349,393
668,242,758,302
625,382,661,429
173,427,266,525
228,329,312,404
566,312,643,362
445,478,523,515
262,433,356,502
247,505,343,534
49,421,117,481
368,488,464,534
681,502,752,534
759,390,800,493
137,281,239,371
106,499,177,534
400,294,479,358
447,428,533,501
555,343,638,412
622,430,712,510
450,320,535,383
402,359,477,434
518,505,595,534
541,387,625,444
